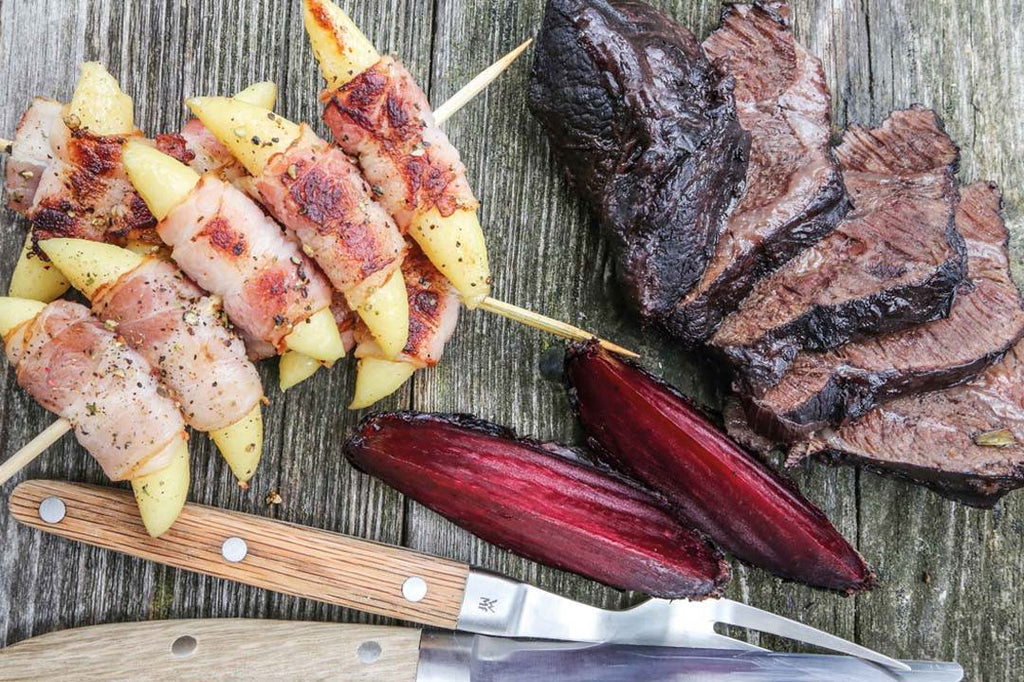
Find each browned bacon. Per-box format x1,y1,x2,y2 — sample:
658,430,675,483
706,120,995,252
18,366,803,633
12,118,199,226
322,57,478,232
255,126,406,309
159,119,259,197
94,258,264,431
28,118,158,249
158,175,334,352
4,300,186,480
355,241,459,367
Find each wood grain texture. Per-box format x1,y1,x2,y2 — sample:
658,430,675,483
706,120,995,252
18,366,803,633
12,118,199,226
0,620,422,681
10,481,470,628
0,1,1021,680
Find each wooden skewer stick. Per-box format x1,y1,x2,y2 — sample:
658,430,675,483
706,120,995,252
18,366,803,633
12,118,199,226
433,38,532,125
479,297,639,358
0,418,72,486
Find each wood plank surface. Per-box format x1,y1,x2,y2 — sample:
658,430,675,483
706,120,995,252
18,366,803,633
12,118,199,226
0,0,1020,680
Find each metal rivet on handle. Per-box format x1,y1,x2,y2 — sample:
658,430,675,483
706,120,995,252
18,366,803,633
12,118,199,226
402,576,428,602
221,536,248,562
38,497,66,524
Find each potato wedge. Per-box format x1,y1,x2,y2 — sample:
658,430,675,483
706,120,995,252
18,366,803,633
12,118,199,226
67,62,134,136
122,141,200,220
131,437,190,537
357,268,409,359
410,208,491,308
38,238,142,299
349,358,416,409
209,404,264,484
233,81,278,109
303,0,380,89
186,97,300,176
0,296,46,338
285,308,346,364
8,233,70,302
279,351,323,391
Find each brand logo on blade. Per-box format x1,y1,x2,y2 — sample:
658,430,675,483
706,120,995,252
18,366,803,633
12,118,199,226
477,597,498,613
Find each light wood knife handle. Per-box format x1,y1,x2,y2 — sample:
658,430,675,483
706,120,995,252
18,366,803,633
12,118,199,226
10,481,470,629
0,620,423,681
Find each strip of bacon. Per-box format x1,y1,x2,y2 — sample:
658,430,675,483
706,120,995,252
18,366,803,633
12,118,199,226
158,175,334,352
94,257,263,432
5,98,62,215
355,241,459,368
5,300,186,481
322,57,479,233
254,126,407,310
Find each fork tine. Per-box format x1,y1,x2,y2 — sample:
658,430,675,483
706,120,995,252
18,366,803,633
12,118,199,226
712,600,911,672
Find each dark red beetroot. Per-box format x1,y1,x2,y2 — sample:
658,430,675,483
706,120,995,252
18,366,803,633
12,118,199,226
344,412,730,599
565,342,874,594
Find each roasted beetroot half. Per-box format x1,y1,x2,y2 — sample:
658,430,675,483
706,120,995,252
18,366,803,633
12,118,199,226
565,342,875,594
345,412,730,599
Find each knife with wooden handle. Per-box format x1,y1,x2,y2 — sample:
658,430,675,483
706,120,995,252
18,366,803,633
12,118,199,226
0,620,423,681
7,480,917,671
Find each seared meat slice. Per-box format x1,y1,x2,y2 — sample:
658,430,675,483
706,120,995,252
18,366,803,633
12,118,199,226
5,300,186,481
28,118,157,248
528,0,750,327
94,258,264,432
255,127,406,310
743,182,1024,441
322,57,479,233
158,175,334,352
669,1,849,344
713,107,967,391
5,98,62,214
788,342,1024,508
355,241,459,367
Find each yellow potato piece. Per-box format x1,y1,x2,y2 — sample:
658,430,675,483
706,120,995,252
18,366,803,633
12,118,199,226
233,81,278,109
284,308,346,364
131,437,190,538
67,62,134,136
209,404,264,485
349,358,416,410
186,97,300,176
38,238,142,299
0,296,46,338
122,141,200,220
303,0,380,88
356,268,409,359
410,208,491,308
8,233,70,302
279,351,323,392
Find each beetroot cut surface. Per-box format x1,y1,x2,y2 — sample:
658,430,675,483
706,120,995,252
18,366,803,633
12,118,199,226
565,342,875,594
344,411,730,599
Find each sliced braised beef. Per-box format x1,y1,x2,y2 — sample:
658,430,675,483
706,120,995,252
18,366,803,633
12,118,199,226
667,1,849,344
742,182,1024,441
788,343,1024,508
713,107,967,392
528,0,750,328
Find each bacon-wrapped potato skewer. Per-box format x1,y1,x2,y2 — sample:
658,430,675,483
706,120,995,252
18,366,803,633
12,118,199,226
184,98,411,360
39,238,266,484
6,62,141,302
121,142,346,366
0,298,190,536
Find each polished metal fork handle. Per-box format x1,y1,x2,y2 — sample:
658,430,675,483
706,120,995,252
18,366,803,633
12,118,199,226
457,570,909,671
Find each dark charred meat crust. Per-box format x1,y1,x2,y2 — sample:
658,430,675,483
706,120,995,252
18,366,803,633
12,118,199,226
742,182,1024,441
714,107,967,392
345,410,731,599
528,0,750,327
667,1,850,345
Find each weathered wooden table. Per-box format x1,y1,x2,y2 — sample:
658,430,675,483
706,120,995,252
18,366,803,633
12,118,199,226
0,0,1021,679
